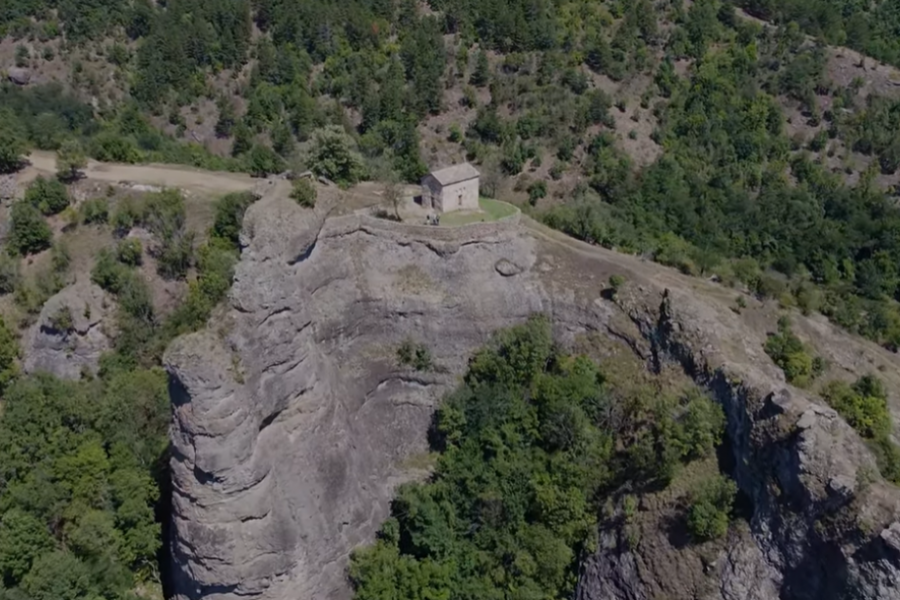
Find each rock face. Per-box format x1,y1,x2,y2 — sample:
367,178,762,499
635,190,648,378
23,280,111,379
166,194,900,600
576,287,900,600
164,196,554,600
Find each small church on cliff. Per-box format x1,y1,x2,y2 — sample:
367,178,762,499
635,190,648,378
420,163,480,213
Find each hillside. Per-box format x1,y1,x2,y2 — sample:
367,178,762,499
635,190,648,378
1,1,900,600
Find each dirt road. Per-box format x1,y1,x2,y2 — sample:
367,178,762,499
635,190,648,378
25,152,257,194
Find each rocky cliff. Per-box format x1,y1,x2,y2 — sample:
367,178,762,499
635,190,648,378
165,194,900,600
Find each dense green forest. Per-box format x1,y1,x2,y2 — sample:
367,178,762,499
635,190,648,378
350,316,734,599
0,186,256,600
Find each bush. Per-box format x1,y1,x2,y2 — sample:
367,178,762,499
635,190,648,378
764,317,821,387
397,339,433,371
609,274,626,292
110,198,141,234
80,198,109,224
156,233,194,280
245,143,285,177
211,192,256,247
686,474,736,542
290,178,317,208
91,249,129,293
8,201,52,256
48,305,74,334
25,177,69,216
0,123,27,174
50,242,70,274
822,377,891,440
0,254,22,295
527,180,548,206
0,316,19,390
116,238,143,266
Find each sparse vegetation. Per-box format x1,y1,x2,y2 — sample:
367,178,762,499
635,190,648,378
764,317,825,387
79,198,109,224
290,178,317,208
397,339,433,372
822,375,900,483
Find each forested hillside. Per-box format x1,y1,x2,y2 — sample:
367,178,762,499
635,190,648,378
350,317,733,600
0,187,257,600
2,1,900,598
3,0,900,349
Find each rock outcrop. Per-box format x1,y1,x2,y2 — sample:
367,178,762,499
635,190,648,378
576,286,900,600
23,280,112,379
6,67,30,85
166,195,900,600
165,196,552,600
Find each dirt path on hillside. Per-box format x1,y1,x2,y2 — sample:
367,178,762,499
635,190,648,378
25,151,257,194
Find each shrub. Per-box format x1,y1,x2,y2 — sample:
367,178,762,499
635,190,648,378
290,178,317,208
822,377,891,440
50,242,70,274
608,274,626,291
156,233,194,280
116,238,143,266
8,201,52,256
80,198,109,224
25,176,69,215
211,192,256,247
0,123,27,174
307,126,366,187
110,198,141,234
48,305,74,334
91,249,129,293
686,474,736,542
0,254,21,294
764,317,821,387
245,143,285,177
397,339,433,371
527,180,548,206
0,316,18,390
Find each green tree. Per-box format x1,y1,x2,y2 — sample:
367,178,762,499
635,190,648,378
8,201,52,256
469,49,490,87
307,126,366,187
245,143,285,177
686,474,736,541
0,122,28,173
21,551,96,600
0,509,54,587
25,177,69,216
56,139,87,182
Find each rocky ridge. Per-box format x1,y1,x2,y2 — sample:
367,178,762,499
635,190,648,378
165,193,900,600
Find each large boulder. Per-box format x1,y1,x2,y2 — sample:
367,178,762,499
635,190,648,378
22,280,112,379
7,67,31,86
